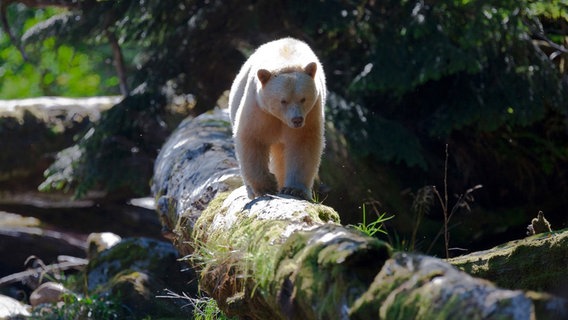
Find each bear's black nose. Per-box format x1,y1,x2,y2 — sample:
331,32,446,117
291,116,304,127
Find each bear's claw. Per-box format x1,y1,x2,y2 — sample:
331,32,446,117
279,187,311,200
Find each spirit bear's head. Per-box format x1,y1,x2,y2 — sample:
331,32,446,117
256,62,319,129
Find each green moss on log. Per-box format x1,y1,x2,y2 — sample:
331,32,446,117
448,228,568,295
350,252,534,319
272,225,392,319
189,188,395,319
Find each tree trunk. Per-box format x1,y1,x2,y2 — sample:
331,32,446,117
152,108,567,319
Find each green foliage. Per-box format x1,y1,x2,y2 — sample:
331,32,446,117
6,1,246,197
16,0,242,108
156,289,238,320
304,0,568,169
351,204,394,237
3,0,568,210
191,296,236,320
529,0,568,20
0,6,118,98
31,293,123,320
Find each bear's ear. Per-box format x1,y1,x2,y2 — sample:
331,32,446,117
304,62,317,78
257,69,272,86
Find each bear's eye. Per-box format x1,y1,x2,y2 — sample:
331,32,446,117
281,99,287,105
300,98,306,103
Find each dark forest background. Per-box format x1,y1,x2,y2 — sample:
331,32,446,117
1,0,567,257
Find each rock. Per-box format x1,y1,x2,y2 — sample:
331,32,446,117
107,270,180,318
86,232,122,259
0,294,31,318
84,237,196,318
29,282,69,307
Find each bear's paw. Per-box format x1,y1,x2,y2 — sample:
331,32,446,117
279,187,311,201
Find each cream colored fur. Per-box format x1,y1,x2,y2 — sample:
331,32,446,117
229,37,326,200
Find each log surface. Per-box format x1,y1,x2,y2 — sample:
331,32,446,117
448,229,568,297
152,108,567,319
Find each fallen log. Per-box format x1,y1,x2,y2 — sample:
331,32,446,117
152,108,567,319
0,96,119,193
448,228,568,298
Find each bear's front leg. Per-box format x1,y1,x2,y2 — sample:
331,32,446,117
236,137,278,199
279,132,322,201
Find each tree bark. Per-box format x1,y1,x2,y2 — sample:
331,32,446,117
448,228,568,298
152,108,568,319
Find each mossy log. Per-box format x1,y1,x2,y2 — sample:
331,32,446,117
0,96,119,191
448,229,568,298
152,108,567,319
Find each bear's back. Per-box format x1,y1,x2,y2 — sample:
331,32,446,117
252,38,320,74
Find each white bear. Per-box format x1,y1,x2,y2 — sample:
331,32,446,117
229,37,326,200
